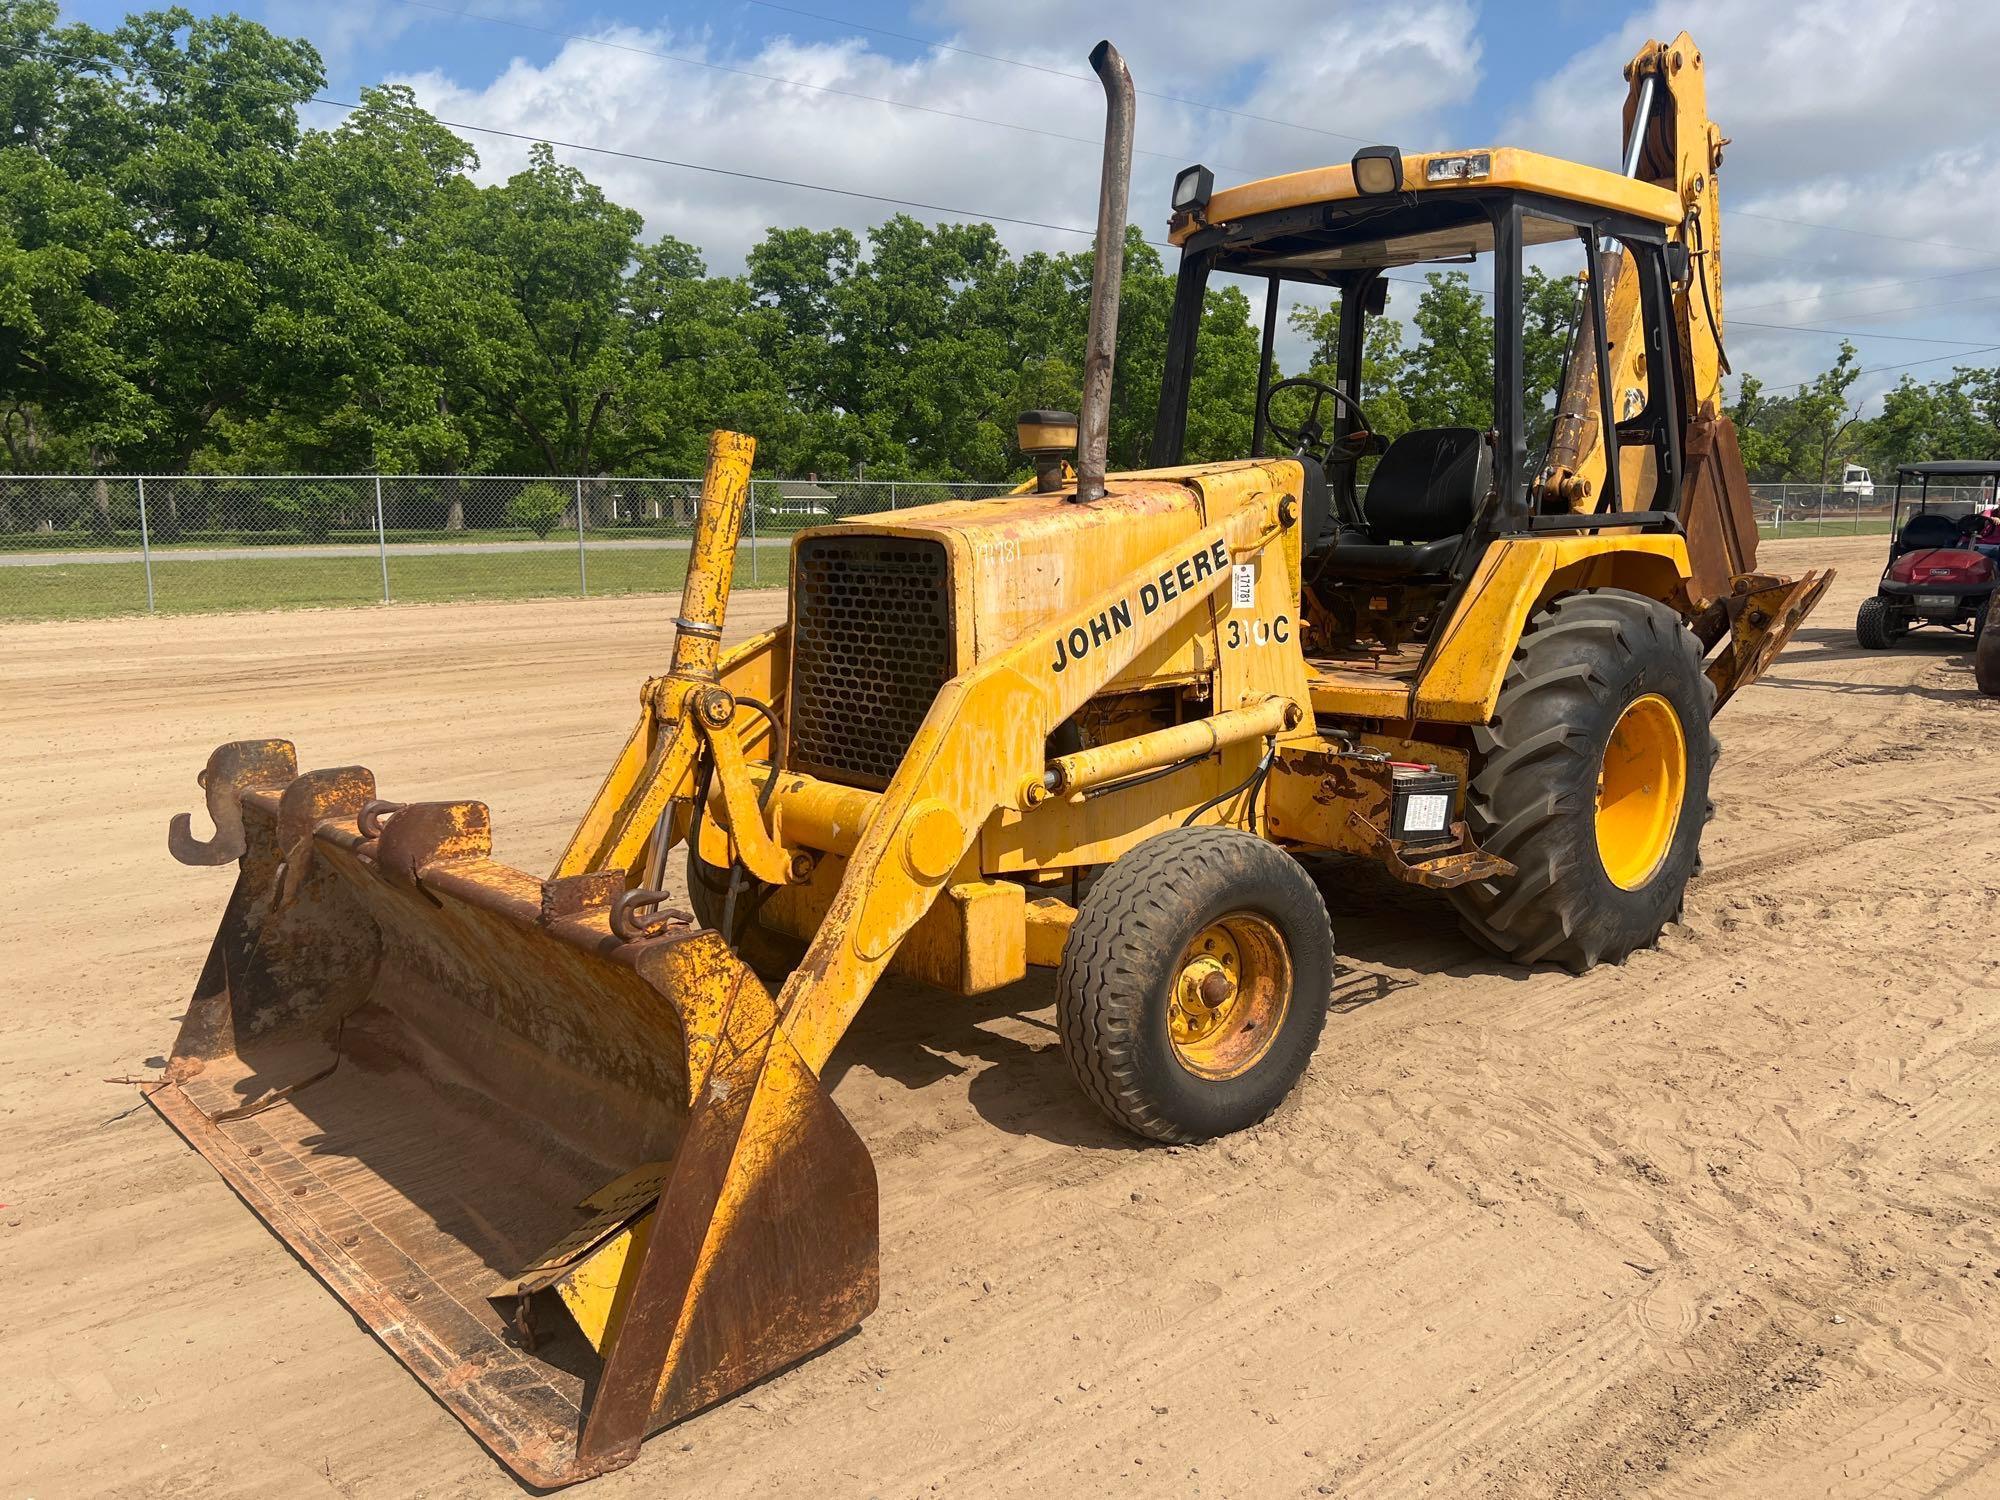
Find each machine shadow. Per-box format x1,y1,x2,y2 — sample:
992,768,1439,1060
819,856,1504,1151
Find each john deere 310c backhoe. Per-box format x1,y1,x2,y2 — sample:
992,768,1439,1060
151,32,1827,1485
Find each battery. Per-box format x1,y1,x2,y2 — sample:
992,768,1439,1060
1390,766,1458,846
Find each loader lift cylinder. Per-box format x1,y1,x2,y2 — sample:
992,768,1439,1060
670,429,758,682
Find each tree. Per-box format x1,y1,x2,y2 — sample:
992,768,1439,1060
444,145,646,478
1400,272,1494,430
1521,265,1582,451
1283,297,1411,446
1793,341,1863,491
1728,374,1788,480
1,4,328,488
505,480,569,538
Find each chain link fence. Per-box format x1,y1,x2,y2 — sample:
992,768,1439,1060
0,474,1013,621
12,470,1990,621
1747,481,1997,538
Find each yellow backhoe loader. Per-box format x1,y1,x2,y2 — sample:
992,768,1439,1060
150,33,1827,1485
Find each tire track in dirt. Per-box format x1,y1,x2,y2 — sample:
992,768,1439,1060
7,540,2000,1499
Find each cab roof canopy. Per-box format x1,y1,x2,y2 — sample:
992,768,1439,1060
1168,146,1684,256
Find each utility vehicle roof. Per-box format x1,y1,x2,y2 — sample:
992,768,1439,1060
1897,460,2000,478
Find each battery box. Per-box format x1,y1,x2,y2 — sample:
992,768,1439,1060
1389,766,1459,847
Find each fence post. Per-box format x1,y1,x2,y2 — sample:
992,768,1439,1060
575,476,588,597
1817,486,1825,536
136,475,155,613
748,479,759,587
890,481,898,511
374,475,390,603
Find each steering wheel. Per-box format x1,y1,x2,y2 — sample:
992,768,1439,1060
1262,376,1377,464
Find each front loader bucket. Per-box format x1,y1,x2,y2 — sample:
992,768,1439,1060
150,740,878,1487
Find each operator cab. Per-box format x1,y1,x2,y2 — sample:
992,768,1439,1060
1152,148,1693,669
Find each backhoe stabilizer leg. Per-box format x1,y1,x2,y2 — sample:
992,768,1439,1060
1705,568,1834,711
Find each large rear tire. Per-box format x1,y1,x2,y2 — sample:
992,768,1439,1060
1449,590,1714,973
1056,827,1334,1144
1856,596,1897,650
1977,596,2000,697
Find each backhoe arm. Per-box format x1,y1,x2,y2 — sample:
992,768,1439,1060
1545,31,1730,514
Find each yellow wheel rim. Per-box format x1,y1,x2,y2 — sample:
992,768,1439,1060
1167,914,1291,1080
1594,692,1687,891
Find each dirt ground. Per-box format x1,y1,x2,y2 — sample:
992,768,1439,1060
4,532,1997,1499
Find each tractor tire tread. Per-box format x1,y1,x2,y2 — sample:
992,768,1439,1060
1056,826,1333,1144
1448,589,1712,974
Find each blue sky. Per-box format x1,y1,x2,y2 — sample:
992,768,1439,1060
53,1,2000,409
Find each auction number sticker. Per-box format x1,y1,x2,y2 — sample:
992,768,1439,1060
1232,561,1256,609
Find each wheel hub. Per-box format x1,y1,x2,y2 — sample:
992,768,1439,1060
1594,692,1687,891
1167,915,1292,1080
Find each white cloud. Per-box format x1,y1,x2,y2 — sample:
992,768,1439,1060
1505,0,2000,403
380,0,2000,409
390,2,1481,276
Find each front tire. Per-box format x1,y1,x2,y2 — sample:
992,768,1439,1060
1856,596,1899,650
1450,590,1714,973
1056,827,1334,1144
686,848,796,977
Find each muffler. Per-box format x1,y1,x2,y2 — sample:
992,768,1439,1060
1075,39,1134,504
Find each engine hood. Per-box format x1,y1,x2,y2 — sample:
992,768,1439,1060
791,459,1303,666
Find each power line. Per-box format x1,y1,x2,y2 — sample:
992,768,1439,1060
1745,288,2000,328
1727,209,1994,256
740,0,1377,147
0,37,1127,239
311,92,1123,238
741,0,2000,262
393,0,1206,169
9,35,2000,365
1731,261,2000,316
1731,319,1999,348
1754,344,2000,397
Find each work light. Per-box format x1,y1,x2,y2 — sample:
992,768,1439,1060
1171,163,1214,214
1350,145,1404,196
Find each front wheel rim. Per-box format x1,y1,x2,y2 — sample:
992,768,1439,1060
1594,692,1688,891
1167,913,1292,1080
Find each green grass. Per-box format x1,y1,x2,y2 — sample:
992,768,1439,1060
1756,518,1893,540
1,516,1892,623
0,540,789,621
0,514,844,553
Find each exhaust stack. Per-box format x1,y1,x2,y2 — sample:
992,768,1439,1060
1076,39,1133,504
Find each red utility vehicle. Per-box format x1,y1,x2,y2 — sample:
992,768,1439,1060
1855,460,2000,651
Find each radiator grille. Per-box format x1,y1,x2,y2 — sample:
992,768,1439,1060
788,536,954,788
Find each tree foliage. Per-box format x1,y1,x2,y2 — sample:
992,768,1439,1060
5,4,1996,490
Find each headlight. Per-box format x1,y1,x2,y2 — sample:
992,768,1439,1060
1350,145,1403,195
1171,163,1214,214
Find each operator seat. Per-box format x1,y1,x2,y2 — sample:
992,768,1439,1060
1894,511,1962,553
1320,427,1488,579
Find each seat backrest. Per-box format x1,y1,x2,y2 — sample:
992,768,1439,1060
1363,427,1489,542
1896,511,1961,552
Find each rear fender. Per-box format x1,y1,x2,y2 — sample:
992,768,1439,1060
1410,535,1693,723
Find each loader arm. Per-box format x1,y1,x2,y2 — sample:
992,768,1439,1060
774,496,1285,1071
574,489,1292,1461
